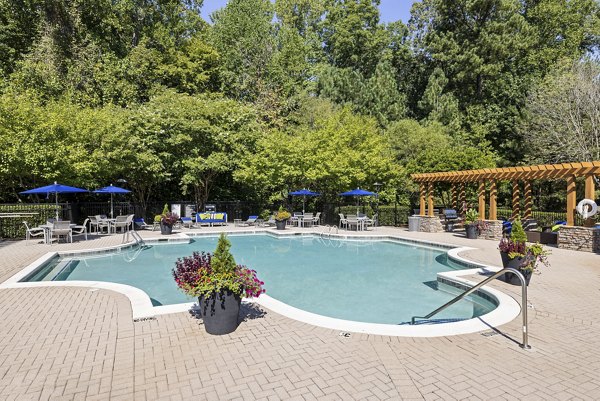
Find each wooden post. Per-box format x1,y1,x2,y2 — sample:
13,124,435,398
427,182,434,217
566,175,576,226
512,181,520,220
459,183,466,216
419,184,426,216
478,181,486,220
523,181,532,220
584,174,596,226
489,180,497,220
451,184,457,210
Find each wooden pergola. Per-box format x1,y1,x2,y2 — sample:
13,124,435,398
411,161,600,226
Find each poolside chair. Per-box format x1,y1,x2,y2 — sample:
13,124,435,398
364,214,377,229
312,212,321,226
238,216,258,227
23,221,46,244
134,217,152,230
91,215,110,234
52,220,72,243
71,218,89,241
264,214,277,226
302,213,314,228
346,215,360,231
111,215,130,233
338,213,348,229
180,216,194,228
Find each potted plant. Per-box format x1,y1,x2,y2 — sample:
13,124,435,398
172,233,265,335
156,204,179,235
274,206,291,230
464,208,480,239
498,220,550,285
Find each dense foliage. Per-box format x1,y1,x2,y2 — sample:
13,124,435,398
1,0,598,211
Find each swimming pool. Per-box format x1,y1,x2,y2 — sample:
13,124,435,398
22,234,497,325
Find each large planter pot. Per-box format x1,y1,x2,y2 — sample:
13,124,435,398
198,290,241,335
160,223,173,235
504,268,532,286
275,220,286,230
465,224,478,239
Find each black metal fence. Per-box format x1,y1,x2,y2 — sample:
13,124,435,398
0,203,69,239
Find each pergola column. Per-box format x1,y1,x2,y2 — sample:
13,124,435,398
427,182,434,217
489,180,497,220
584,174,596,226
459,183,466,215
524,181,532,220
419,183,426,216
451,184,457,210
478,181,486,220
512,181,520,220
566,175,576,226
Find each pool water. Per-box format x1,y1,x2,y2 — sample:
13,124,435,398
27,235,496,324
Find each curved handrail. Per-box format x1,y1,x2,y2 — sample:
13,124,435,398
411,268,531,349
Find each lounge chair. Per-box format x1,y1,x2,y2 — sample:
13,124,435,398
72,218,89,240
364,214,377,229
134,218,152,230
91,215,110,234
23,221,46,244
238,216,258,227
180,217,194,228
195,212,212,227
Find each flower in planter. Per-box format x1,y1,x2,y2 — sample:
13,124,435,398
498,219,550,272
172,233,265,299
275,206,291,221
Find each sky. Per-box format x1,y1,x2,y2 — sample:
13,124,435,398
200,1,417,24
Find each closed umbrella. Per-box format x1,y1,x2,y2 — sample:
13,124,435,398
339,188,376,215
20,181,88,220
289,189,321,214
93,184,131,219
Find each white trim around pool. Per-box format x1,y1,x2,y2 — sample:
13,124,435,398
0,231,521,336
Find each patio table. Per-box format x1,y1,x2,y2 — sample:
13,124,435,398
39,223,76,244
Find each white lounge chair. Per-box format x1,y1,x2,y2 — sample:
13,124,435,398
72,218,89,240
23,221,46,244
338,213,348,229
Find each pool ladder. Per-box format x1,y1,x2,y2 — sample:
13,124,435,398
123,229,144,246
411,268,531,349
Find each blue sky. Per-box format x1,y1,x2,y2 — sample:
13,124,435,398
201,1,417,24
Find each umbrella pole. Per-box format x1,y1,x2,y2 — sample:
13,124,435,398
111,193,114,219
55,192,59,220
303,196,306,214
356,198,359,216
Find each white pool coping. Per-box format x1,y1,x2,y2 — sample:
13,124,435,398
0,231,521,336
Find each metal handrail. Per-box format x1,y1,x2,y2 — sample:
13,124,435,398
411,268,531,349
124,229,144,246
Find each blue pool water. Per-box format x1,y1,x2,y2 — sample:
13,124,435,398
27,235,496,324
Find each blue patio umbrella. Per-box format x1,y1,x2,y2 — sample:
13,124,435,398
339,188,376,215
289,189,320,214
20,181,88,219
93,184,131,219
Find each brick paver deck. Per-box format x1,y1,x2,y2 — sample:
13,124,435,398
0,226,599,400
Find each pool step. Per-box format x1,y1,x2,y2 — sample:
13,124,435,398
40,259,75,281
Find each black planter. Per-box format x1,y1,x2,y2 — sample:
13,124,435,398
504,268,532,286
465,224,478,239
275,220,286,230
160,223,173,235
500,251,511,268
199,290,241,335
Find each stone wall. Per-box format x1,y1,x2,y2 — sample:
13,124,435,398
418,216,444,233
477,220,503,241
558,226,600,253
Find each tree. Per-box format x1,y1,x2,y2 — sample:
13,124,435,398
235,99,405,204
320,0,387,76
210,0,276,101
521,60,600,163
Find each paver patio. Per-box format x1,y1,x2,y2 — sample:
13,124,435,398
0,226,599,400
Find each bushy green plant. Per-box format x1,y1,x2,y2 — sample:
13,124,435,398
275,206,291,221
464,208,479,225
259,209,271,221
510,219,527,243
172,233,265,298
